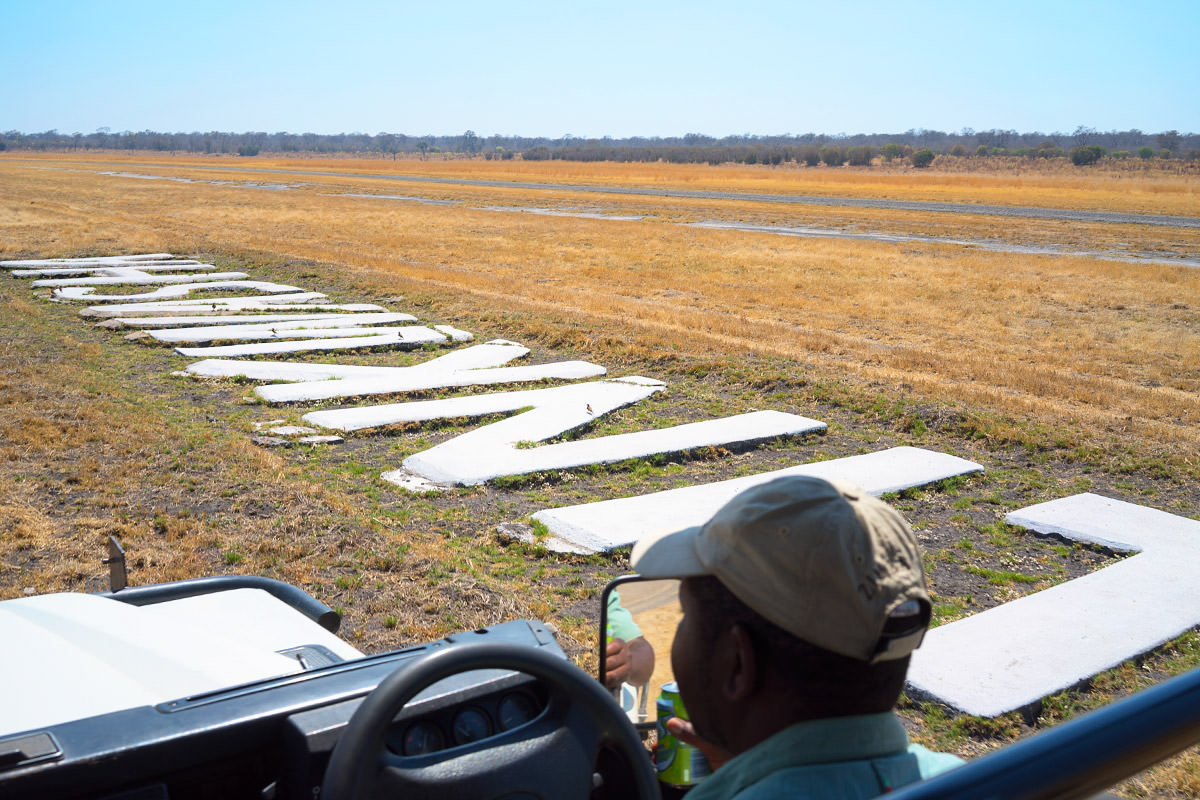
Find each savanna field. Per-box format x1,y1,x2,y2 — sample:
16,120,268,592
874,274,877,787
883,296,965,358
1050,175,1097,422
1,152,1198,795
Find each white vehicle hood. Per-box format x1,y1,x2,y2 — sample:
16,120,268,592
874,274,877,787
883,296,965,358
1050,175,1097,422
1,589,363,737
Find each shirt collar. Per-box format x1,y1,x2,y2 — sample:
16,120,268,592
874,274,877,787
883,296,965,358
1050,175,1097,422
688,712,910,800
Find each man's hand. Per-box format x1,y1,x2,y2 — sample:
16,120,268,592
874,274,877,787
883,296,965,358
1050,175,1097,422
604,635,655,689
665,717,733,771
604,637,635,688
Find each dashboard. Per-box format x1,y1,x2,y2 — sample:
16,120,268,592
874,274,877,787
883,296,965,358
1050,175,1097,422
1,620,562,799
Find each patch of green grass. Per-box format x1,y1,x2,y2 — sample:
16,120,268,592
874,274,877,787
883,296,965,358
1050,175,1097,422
930,594,974,625
964,565,1040,586
977,521,1017,549
335,573,363,591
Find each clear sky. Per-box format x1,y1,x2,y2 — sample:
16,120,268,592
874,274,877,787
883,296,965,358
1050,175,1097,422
2,0,1197,138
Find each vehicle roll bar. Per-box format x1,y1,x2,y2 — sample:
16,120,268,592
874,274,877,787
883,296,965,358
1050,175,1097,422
889,664,1200,800
97,576,341,633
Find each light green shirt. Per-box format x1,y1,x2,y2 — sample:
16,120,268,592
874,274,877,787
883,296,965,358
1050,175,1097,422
685,712,963,800
607,589,642,642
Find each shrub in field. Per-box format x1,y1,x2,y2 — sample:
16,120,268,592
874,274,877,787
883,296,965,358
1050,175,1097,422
1070,145,1105,166
846,145,874,166
976,145,989,156
237,144,260,157
820,145,843,167
912,148,935,168
949,143,967,156
880,143,903,162
1110,150,1130,160
1139,147,1155,160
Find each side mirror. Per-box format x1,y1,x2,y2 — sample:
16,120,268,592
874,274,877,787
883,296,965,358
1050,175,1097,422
599,575,681,729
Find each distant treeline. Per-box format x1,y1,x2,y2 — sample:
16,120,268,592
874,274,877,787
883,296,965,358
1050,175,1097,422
2,127,1197,166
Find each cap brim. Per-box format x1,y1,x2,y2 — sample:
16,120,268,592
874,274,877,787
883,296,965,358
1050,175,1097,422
630,525,709,579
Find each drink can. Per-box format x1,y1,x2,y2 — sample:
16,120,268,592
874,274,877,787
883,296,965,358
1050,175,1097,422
655,682,711,787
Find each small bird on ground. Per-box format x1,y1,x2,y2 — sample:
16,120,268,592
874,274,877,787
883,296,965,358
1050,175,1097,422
586,404,594,415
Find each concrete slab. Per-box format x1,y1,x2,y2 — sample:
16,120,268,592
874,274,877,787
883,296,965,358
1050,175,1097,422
186,341,531,385
32,270,243,287
495,521,593,555
187,360,410,382
305,376,667,433
296,435,343,445
145,314,419,342
173,327,448,357
163,326,424,344
531,447,984,553
906,493,1200,717
13,263,213,277
393,407,824,487
255,347,605,402
267,425,318,436
0,253,179,268
433,324,474,342
114,311,396,328
54,281,309,302
262,360,606,403
80,297,378,318
303,378,819,487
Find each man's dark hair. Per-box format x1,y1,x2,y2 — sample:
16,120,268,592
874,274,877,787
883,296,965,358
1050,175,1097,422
688,575,910,717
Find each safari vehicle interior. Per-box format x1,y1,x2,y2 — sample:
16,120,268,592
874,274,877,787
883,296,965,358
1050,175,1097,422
2,555,1200,799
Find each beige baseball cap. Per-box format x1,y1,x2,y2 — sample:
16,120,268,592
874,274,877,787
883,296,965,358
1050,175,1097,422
630,475,931,663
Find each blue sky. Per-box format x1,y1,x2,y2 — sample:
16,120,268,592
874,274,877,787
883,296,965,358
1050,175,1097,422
2,0,1197,137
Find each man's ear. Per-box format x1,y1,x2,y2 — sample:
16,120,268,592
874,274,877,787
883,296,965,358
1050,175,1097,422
724,623,759,701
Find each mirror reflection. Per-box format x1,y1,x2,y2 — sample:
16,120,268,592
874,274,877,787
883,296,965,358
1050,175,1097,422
602,578,681,727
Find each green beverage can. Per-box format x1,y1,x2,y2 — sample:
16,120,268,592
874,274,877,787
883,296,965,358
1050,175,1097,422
655,682,711,787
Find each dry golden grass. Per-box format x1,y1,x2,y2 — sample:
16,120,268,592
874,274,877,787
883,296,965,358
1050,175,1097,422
1,154,1198,796
2,154,1193,472
12,150,1199,215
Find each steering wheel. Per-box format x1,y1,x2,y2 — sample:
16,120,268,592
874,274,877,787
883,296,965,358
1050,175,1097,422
322,641,659,799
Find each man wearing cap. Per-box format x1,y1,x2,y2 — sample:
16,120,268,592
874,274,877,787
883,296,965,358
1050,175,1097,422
630,475,963,799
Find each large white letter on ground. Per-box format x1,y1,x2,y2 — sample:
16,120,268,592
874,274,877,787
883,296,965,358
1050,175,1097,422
145,313,419,342
112,310,391,328
77,295,342,317
251,342,606,403
185,340,604,400
0,253,179,268
304,378,824,487
14,261,212,277
54,281,309,302
173,326,470,357
905,493,1200,717
32,269,248,287
529,447,983,552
